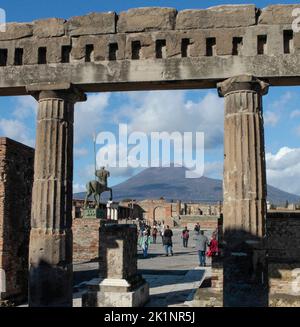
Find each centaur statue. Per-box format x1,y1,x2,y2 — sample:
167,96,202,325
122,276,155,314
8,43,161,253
84,166,113,208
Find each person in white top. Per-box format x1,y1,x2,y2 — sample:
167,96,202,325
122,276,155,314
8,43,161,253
160,221,165,244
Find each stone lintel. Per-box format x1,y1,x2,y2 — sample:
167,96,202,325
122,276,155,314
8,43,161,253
26,82,72,92
217,74,269,97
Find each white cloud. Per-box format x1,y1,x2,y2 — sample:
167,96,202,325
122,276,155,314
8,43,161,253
264,91,295,127
13,96,37,119
264,111,279,126
270,91,293,111
266,147,300,195
290,110,300,119
74,147,89,157
0,118,34,147
74,93,110,143
73,183,86,193
119,91,224,150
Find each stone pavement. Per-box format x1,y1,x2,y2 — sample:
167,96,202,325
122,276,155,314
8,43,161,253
73,228,210,307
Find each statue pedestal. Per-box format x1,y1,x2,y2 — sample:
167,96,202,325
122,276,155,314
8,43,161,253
82,224,149,307
82,208,106,219
82,277,149,307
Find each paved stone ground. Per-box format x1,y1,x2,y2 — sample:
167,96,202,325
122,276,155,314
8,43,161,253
73,228,211,307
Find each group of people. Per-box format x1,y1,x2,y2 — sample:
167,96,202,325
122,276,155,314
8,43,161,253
138,222,174,258
138,220,219,266
181,223,219,266
193,223,219,266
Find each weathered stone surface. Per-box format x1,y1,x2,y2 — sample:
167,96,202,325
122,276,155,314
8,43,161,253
67,12,116,36
98,224,138,280
0,138,34,305
33,18,66,38
258,5,300,25
267,213,300,261
0,6,300,94
117,7,177,33
176,5,257,30
218,75,268,239
125,33,154,60
82,223,149,307
71,34,125,62
28,88,86,307
0,23,33,41
82,281,149,307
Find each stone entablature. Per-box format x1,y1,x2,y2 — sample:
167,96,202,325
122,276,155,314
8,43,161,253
1,5,300,94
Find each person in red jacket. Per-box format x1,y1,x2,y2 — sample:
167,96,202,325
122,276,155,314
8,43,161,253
207,233,219,257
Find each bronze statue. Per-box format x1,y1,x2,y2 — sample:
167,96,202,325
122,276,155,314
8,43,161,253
84,166,113,208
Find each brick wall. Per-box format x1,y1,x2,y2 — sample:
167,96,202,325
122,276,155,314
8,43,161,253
0,138,34,304
73,218,101,263
73,218,121,263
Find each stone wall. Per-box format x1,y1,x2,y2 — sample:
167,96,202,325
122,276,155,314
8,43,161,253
0,137,34,305
1,5,300,94
177,215,222,234
185,203,222,216
267,212,300,306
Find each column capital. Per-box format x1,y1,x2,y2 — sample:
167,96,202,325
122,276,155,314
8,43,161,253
217,75,269,98
26,83,87,103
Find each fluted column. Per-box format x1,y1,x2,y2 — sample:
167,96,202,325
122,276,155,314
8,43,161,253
217,75,269,307
218,75,269,244
28,87,86,307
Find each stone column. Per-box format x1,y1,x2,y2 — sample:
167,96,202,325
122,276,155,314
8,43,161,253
217,75,269,243
217,75,269,307
28,86,86,307
106,201,113,220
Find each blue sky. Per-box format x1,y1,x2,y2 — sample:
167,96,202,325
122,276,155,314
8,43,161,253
1,0,300,196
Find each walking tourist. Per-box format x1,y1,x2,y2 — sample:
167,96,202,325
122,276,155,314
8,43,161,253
194,222,200,232
139,230,152,258
152,226,158,244
160,222,165,243
147,225,151,236
194,230,209,266
181,226,190,247
207,232,219,257
163,225,174,256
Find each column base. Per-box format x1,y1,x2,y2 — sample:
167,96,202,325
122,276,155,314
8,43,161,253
223,246,268,307
269,262,300,307
193,256,223,307
82,277,149,307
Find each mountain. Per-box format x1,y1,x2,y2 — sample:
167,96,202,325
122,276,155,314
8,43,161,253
74,166,300,205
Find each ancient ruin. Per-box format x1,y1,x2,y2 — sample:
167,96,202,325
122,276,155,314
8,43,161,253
0,138,34,305
0,4,300,306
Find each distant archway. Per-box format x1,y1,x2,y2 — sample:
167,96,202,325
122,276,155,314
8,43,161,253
153,206,166,223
